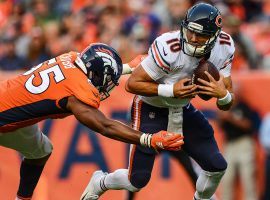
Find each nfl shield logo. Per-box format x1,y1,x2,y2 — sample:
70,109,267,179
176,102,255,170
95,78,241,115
149,112,155,119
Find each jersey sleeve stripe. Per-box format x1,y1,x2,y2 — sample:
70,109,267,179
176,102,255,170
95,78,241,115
154,41,170,67
150,43,171,71
220,54,234,70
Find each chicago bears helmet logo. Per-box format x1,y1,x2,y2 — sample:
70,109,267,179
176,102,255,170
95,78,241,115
215,15,222,27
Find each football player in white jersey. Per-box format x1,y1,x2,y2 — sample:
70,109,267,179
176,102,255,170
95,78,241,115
81,3,235,200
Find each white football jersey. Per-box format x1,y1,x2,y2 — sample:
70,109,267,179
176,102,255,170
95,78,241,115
140,30,235,108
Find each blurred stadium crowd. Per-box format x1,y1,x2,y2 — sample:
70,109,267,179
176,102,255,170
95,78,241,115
0,0,270,200
0,0,270,71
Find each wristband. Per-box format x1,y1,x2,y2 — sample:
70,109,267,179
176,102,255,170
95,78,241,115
158,84,174,97
122,64,132,75
140,133,152,148
217,90,232,105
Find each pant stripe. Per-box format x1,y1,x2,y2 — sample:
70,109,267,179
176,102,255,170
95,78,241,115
132,96,142,131
128,96,142,180
16,196,32,200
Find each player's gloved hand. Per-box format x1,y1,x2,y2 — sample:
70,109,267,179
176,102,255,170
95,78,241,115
140,131,184,151
122,54,147,75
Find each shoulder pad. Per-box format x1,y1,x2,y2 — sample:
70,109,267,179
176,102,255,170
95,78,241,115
149,31,181,72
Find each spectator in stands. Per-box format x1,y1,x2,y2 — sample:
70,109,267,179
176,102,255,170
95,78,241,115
128,22,150,56
27,27,50,66
150,0,191,31
122,0,161,44
250,15,270,71
43,21,63,56
224,0,264,22
97,6,123,46
0,36,29,71
223,14,261,70
31,0,58,27
259,113,270,200
218,84,260,200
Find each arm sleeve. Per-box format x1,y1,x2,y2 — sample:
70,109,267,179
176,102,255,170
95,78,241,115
220,54,234,77
65,71,100,108
73,80,100,108
141,55,167,81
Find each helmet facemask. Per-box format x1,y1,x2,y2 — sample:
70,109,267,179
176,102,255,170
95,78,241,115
181,21,220,57
92,61,119,101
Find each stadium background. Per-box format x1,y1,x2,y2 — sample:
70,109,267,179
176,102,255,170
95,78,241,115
1,0,270,199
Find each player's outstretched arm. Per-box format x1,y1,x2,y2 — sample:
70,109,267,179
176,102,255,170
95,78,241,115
66,96,184,151
122,54,147,75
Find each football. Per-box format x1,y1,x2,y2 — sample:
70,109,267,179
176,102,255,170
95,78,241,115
192,60,220,101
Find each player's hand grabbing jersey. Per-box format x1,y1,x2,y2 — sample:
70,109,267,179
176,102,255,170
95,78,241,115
140,30,235,107
0,52,100,133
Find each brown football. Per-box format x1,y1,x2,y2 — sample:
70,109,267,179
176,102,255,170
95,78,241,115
192,61,220,101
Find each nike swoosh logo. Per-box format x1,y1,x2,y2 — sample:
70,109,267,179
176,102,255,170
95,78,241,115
163,47,168,56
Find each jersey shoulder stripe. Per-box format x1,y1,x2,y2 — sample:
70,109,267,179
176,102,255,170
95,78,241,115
150,41,171,72
220,54,234,70
153,40,170,67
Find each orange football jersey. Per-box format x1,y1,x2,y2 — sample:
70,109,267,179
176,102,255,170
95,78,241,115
0,51,100,133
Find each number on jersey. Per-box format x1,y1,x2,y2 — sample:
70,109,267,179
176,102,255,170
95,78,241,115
219,33,231,46
24,58,65,94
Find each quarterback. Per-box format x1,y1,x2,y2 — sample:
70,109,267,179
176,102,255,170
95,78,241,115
82,3,235,200
0,43,183,200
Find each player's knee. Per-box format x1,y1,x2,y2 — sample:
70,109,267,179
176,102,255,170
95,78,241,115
207,152,227,172
42,134,53,153
24,134,53,159
36,134,53,158
24,153,52,165
196,170,226,199
212,152,227,171
129,171,151,189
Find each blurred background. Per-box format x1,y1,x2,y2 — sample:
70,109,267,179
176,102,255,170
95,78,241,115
0,0,270,199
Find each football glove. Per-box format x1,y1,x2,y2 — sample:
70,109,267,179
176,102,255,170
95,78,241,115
140,131,184,151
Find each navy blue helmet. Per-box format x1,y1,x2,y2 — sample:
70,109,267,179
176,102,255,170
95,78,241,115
76,43,123,100
181,3,222,57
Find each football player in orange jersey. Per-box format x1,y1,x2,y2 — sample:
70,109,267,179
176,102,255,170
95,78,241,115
0,43,184,200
